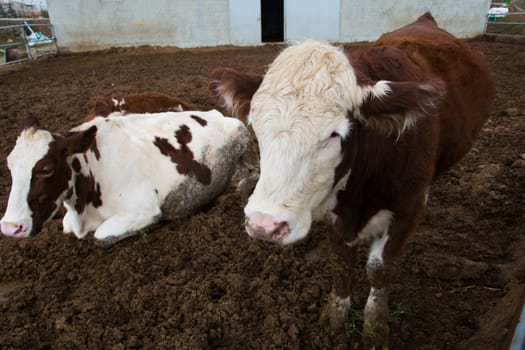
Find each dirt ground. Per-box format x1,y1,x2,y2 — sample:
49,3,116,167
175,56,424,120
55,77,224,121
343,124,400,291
0,38,523,350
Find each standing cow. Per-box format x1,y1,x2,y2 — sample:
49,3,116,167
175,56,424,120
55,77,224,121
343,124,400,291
209,13,494,347
1,110,249,244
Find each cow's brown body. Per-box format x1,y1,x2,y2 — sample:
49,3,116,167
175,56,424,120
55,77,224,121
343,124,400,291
209,13,494,348
85,92,198,121
354,13,493,176
333,12,494,259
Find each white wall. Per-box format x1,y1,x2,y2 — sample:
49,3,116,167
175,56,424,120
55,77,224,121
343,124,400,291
340,0,492,42
285,0,340,41
47,0,231,51
229,0,260,45
47,0,492,52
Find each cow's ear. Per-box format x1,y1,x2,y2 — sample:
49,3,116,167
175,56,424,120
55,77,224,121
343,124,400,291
355,80,444,136
19,116,42,132
208,68,263,124
64,126,98,155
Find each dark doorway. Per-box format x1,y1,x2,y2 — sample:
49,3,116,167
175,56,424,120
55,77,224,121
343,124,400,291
261,0,284,42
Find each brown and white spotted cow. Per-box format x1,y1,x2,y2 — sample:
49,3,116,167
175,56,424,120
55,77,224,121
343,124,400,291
1,110,248,244
209,13,494,348
84,92,198,121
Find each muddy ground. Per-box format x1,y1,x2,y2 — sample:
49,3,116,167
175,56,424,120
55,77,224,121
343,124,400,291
0,38,523,350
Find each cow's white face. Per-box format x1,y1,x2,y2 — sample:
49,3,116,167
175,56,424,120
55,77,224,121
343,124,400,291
1,127,57,237
1,118,97,238
244,41,371,244
246,99,351,244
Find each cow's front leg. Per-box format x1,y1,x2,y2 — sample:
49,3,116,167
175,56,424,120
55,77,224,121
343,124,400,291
363,214,418,350
320,213,357,332
93,207,162,244
62,203,89,239
363,233,390,349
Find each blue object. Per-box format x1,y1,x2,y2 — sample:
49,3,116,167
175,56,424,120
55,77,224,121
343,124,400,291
510,302,525,350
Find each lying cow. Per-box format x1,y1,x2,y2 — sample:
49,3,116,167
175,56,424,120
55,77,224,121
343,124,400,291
209,13,494,348
84,92,198,121
1,110,249,244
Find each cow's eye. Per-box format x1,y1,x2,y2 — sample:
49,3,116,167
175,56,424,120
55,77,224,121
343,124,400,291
321,131,341,148
36,165,54,178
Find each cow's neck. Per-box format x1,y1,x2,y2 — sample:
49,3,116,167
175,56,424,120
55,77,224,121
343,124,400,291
64,152,103,216
332,124,393,240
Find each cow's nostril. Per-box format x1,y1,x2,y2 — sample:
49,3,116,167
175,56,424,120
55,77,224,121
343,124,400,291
271,221,290,241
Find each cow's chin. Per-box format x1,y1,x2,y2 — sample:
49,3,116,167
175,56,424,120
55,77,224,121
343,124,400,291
280,224,311,245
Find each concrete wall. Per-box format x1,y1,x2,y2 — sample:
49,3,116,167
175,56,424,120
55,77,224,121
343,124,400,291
286,0,340,41
47,0,492,52
47,0,231,51
339,0,493,42
229,0,260,45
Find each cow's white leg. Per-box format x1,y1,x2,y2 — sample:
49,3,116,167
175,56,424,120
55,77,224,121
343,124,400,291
93,207,161,244
62,211,74,234
363,203,424,349
62,203,89,239
364,232,390,350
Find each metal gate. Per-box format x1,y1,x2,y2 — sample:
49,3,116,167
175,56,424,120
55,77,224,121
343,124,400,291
0,18,57,66
485,5,525,37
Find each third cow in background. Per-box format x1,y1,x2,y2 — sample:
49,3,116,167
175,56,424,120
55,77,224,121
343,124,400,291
85,91,198,121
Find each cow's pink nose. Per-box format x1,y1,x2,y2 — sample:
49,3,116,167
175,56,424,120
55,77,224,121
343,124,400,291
245,212,290,243
0,221,28,238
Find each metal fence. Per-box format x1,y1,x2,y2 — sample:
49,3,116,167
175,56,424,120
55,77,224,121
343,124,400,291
0,18,57,66
485,10,525,37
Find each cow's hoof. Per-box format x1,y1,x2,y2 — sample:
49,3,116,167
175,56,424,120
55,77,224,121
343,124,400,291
362,336,389,350
319,291,351,332
362,320,390,350
94,229,140,246
363,287,390,350
237,174,258,201
94,236,118,247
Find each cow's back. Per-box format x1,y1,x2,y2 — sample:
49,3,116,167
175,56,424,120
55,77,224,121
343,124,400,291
362,13,495,176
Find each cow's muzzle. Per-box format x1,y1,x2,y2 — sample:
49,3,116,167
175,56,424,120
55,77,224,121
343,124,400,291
0,221,30,238
245,211,290,244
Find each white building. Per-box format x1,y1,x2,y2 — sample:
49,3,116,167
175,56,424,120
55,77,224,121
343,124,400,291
46,0,492,52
